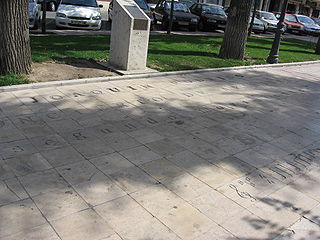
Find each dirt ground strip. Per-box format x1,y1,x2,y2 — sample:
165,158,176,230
28,59,116,82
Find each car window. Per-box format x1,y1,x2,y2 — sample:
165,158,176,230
60,0,98,7
205,0,220,4
164,2,190,13
190,4,197,11
260,12,277,20
159,1,165,8
29,0,36,2
285,15,297,23
202,5,226,16
297,15,314,24
135,0,149,10
179,0,193,8
314,18,320,24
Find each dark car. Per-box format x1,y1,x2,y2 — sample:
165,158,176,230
190,3,227,31
37,0,60,11
153,0,199,31
108,0,154,29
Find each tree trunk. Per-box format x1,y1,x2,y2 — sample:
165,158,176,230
316,36,320,55
0,0,32,75
219,0,252,60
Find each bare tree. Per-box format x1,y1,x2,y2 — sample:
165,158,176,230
0,0,32,75
219,0,252,60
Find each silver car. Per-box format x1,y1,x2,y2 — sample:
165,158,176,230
251,17,265,33
255,10,278,32
29,0,41,30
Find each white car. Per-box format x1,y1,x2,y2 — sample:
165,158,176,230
255,10,278,32
249,13,265,33
29,0,41,30
55,0,103,30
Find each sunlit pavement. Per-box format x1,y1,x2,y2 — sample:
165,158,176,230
1,63,320,239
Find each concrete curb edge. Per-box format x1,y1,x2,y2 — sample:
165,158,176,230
1,60,320,92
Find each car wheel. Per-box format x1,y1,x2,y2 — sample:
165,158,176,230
283,26,287,34
198,21,204,31
161,19,168,30
189,25,197,32
32,17,39,30
48,1,56,11
153,14,157,25
108,11,112,22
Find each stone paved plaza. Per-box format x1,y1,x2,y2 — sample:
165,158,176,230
1,63,320,240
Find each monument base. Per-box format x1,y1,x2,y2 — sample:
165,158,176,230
98,62,158,75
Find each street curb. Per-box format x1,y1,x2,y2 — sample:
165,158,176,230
1,60,320,93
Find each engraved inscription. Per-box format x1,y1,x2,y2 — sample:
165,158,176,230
108,88,120,93
73,132,87,140
127,86,137,91
12,146,24,153
50,95,64,100
30,97,38,103
73,92,85,97
133,19,148,30
90,90,103,95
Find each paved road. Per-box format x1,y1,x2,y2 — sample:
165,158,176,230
1,63,320,239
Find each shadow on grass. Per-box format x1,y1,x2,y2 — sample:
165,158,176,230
247,44,315,55
148,49,219,57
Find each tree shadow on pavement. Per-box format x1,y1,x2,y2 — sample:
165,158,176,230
1,66,320,239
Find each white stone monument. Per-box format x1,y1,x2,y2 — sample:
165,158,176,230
109,0,151,72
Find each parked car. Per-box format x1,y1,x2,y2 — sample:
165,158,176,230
37,0,60,11
179,0,194,8
148,3,157,11
250,16,265,33
108,0,154,29
273,12,304,34
55,0,103,30
295,14,320,35
189,3,227,31
154,0,199,31
29,0,41,30
312,17,320,26
255,10,278,32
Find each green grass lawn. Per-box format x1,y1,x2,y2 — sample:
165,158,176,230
0,74,29,87
30,34,320,72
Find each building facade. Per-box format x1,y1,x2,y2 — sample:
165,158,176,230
256,0,320,17
259,0,320,17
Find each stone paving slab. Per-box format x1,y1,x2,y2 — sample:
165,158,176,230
1,63,320,239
